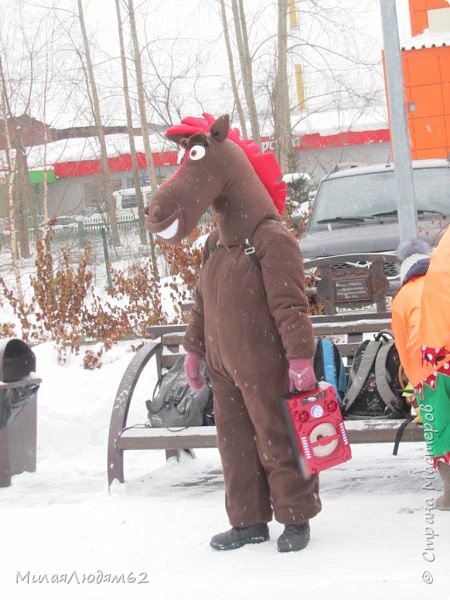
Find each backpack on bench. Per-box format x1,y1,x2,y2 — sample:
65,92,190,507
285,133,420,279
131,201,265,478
343,330,409,419
313,337,347,407
146,356,214,428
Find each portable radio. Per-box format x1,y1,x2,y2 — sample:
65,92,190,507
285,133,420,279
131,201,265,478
281,381,352,477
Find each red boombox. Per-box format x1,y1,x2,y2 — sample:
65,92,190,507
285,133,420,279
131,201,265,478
281,382,352,477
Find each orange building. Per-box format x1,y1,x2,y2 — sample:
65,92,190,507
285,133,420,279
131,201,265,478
408,0,450,37
401,0,450,159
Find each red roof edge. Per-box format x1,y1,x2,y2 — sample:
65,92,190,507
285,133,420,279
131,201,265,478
294,129,390,151
53,129,390,179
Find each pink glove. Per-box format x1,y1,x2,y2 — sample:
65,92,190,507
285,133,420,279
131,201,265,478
288,358,316,392
184,351,205,391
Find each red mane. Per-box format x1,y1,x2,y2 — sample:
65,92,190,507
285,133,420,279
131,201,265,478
166,113,287,214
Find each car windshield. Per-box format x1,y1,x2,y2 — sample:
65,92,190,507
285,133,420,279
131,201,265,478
309,166,450,229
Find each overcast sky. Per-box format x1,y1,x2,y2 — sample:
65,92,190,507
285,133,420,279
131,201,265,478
0,0,414,159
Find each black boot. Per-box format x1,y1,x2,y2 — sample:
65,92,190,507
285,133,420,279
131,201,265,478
210,523,269,551
277,521,310,553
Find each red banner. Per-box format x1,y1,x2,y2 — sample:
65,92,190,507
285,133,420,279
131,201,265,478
54,151,179,179
53,130,390,179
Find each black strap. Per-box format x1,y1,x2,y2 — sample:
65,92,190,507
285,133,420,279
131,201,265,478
392,415,416,455
374,341,402,413
374,329,394,342
202,217,283,269
202,230,220,265
203,233,260,269
344,341,381,411
243,239,261,268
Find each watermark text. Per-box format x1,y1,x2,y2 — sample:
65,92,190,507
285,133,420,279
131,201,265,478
16,570,150,585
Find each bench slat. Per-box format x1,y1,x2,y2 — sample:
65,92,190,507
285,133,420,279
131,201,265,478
117,426,218,450
159,344,361,369
161,353,185,369
148,317,393,341
116,420,423,451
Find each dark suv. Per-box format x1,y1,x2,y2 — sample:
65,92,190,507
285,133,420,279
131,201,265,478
300,159,450,278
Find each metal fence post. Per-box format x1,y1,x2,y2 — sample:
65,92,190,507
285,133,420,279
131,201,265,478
100,227,113,289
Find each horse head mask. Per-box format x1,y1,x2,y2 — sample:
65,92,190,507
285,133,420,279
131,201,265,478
144,113,286,246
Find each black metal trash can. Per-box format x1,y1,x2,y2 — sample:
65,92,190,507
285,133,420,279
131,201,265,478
0,339,41,487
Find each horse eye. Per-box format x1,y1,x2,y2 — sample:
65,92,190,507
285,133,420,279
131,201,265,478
177,148,186,164
189,145,206,161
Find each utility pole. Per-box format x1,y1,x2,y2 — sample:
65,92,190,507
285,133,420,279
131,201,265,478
380,0,418,241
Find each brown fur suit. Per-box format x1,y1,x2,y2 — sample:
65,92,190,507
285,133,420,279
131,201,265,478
145,114,322,527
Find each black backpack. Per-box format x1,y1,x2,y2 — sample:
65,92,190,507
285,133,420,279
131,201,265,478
343,330,409,419
146,356,214,428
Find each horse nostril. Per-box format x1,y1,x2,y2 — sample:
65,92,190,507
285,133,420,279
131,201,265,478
147,205,163,220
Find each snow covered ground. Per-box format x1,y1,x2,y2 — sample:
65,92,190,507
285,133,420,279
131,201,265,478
1,340,449,600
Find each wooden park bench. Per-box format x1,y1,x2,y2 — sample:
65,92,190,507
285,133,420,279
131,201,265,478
107,321,423,487
107,252,423,488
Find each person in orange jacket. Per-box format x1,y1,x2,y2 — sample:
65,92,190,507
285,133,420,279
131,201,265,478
391,231,450,510
391,239,432,389
417,226,450,510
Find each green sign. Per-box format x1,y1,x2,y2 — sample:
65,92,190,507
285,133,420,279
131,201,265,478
28,170,56,184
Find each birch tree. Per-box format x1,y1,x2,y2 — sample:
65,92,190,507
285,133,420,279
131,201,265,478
0,13,37,260
14,134,31,259
218,0,248,138
273,0,291,173
115,0,147,246
77,0,121,247
127,0,160,279
127,0,158,192
230,0,261,144
0,61,23,302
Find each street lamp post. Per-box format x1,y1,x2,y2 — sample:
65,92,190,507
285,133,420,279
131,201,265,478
380,0,418,242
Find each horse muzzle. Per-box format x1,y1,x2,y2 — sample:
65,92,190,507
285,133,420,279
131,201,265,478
145,205,183,243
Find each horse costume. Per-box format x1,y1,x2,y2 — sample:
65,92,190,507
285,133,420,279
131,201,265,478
145,114,321,550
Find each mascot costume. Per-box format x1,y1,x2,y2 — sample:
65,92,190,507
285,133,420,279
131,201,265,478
145,114,321,551
418,226,450,509
392,226,450,510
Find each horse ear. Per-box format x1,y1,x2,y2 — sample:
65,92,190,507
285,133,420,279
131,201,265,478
210,114,230,142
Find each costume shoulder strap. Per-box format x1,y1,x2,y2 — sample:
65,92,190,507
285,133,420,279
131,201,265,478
202,228,262,269
202,229,220,265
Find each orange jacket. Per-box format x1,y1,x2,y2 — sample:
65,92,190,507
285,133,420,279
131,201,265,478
419,225,450,354
391,276,433,387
